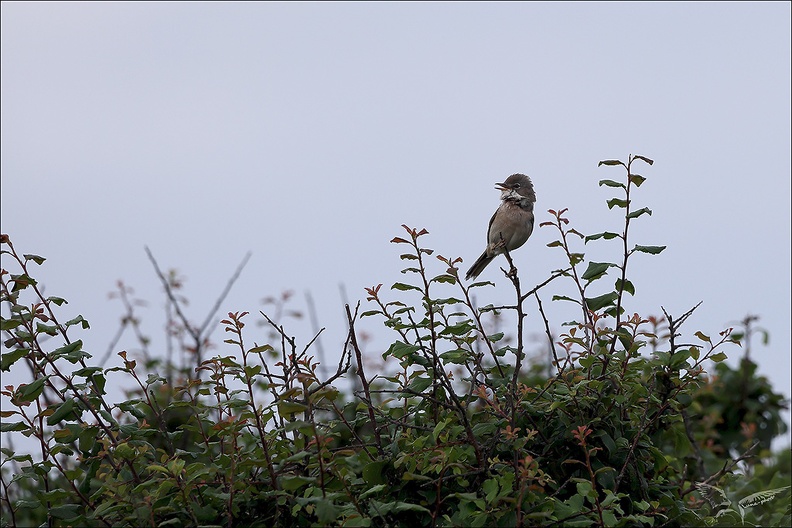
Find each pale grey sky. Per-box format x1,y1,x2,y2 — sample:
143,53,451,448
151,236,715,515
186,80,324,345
2,2,790,447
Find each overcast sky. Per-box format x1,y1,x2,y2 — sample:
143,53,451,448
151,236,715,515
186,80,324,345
2,2,790,447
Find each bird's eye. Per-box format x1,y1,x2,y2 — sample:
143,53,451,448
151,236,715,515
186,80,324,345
514,184,520,188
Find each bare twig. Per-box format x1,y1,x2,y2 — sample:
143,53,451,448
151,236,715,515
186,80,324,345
305,290,328,378
520,267,572,302
346,303,384,456
199,251,251,334
144,246,250,369
662,301,703,355
100,282,150,368
681,440,761,497
145,246,198,341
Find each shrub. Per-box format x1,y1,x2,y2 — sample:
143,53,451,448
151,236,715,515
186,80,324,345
1,155,789,527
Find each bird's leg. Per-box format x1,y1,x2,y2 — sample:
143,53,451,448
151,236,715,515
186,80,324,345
503,248,518,279
496,233,518,278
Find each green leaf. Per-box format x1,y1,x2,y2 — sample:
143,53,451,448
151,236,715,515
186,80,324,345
310,386,339,403
363,461,387,485
280,475,315,491
709,352,728,363
0,421,28,432
52,340,82,356
439,350,470,364
243,365,262,379
483,478,500,503
47,296,68,306
598,179,625,189
3,451,32,464
440,321,475,336
47,399,78,426
632,245,666,255
0,318,21,332
407,376,433,394
51,341,89,363
596,431,617,455
391,282,421,292
281,449,313,464
598,159,626,167
585,232,620,243
277,400,308,417
359,484,387,499
315,499,339,524
584,292,618,311
629,174,647,186
113,443,135,460
602,510,618,527
389,502,431,514
472,422,498,436
17,376,48,402
615,278,635,296
626,207,652,219
384,341,420,360
1,348,29,371
694,331,711,343
433,419,449,441
23,254,46,265
607,198,629,209
400,472,432,482
49,504,80,520
581,262,614,282
552,295,582,305
576,480,595,499
65,315,90,329
632,155,654,165
10,274,36,291
35,323,58,336
147,464,169,475
117,400,146,420
431,274,456,284
669,350,691,369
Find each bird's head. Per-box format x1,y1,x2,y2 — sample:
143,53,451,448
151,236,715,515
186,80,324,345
496,173,536,205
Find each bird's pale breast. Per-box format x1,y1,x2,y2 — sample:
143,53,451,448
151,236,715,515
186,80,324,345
487,202,534,254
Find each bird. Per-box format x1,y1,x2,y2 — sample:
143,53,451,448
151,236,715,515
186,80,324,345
465,173,536,281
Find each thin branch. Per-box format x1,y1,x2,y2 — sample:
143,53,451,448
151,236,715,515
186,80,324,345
681,440,761,497
305,290,328,378
199,251,251,334
145,246,250,368
662,301,703,354
520,267,572,302
145,246,200,341
534,291,561,375
345,303,384,456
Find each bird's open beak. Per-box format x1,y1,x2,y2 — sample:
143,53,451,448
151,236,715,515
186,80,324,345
495,182,509,191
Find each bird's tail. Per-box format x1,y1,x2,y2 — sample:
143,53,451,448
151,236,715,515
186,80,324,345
465,252,494,281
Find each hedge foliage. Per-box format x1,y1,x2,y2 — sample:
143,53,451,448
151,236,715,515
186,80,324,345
1,155,789,527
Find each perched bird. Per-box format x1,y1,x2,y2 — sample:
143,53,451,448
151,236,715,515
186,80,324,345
465,173,536,281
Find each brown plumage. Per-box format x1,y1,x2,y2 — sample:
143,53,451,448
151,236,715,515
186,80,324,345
465,173,536,281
